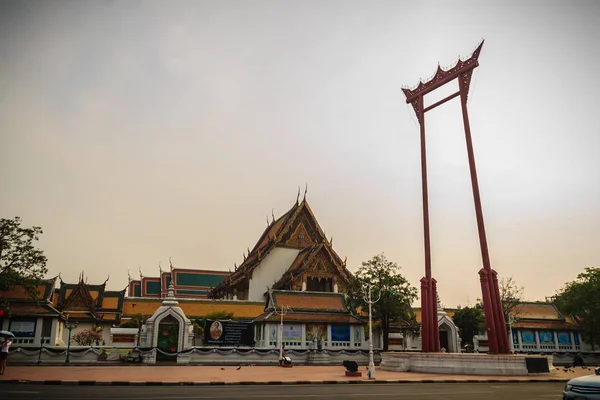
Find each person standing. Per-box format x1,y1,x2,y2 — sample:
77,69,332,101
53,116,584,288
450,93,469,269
0,337,12,374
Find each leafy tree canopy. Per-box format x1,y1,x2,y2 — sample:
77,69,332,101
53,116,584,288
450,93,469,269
554,267,600,351
345,253,417,351
0,217,48,307
451,306,485,347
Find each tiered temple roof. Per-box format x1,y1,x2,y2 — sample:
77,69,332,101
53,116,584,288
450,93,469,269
56,274,125,323
212,197,352,298
254,290,365,324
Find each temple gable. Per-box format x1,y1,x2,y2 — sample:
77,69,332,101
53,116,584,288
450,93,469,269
212,195,352,301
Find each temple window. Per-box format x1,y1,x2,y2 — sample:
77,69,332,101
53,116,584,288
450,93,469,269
306,277,333,292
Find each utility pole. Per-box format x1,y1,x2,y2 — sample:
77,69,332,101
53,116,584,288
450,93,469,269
273,304,292,365
362,284,381,379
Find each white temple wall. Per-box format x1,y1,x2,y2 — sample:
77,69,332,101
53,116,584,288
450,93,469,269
247,248,300,301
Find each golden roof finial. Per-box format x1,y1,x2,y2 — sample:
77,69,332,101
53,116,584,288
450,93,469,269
303,183,307,201
272,208,275,222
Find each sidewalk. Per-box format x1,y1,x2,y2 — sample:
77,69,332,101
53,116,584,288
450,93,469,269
0,365,594,385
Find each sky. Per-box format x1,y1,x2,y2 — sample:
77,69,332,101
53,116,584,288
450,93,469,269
1,0,599,308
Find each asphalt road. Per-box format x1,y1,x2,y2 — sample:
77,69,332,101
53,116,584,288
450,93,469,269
0,383,567,400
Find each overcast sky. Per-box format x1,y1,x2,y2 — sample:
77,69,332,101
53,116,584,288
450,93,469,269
1,0,598,307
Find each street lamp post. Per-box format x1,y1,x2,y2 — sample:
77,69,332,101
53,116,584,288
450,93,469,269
508,316,516,353
65,319,78,364
273,304,292,365
362,284,381,380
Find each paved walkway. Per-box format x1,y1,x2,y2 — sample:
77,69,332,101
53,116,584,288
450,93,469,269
0,365,594,385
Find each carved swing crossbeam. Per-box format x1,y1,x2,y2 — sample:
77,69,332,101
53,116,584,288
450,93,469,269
403,41,509,354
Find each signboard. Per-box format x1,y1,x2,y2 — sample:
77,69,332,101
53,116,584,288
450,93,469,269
10,319,36,337
331,325,350,342
203,320,254,346
283,325,302,341
112,334,135,343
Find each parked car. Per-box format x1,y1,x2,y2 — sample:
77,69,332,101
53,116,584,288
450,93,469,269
563,367,600,400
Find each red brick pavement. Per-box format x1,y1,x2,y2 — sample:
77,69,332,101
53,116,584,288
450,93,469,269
0,365,593,383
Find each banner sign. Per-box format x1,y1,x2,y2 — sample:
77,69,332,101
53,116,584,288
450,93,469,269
283,325,302,341
331,325,350,342
10,320,36,337
203,320,254,346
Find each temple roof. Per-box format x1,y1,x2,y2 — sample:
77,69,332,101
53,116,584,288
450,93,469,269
272,243,352,290
213,198,351,294
254,290,366,324
512,302,564,320
121,298,264,319
269,290,349,313
0,277,61,317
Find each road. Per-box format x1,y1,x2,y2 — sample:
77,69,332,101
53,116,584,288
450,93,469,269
0,383,567,400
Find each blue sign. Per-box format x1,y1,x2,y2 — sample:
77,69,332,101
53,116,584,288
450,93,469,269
557,332,571,345
539,331,553,344
331,325,350,342
521,331,535,344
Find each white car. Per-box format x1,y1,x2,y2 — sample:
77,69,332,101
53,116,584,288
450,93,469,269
563,367,600,400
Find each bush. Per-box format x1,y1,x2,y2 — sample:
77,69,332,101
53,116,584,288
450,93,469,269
71,327,103,346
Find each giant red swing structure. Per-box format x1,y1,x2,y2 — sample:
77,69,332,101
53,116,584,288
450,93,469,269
402,41,510,354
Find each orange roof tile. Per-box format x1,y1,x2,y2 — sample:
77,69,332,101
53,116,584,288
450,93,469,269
273,292,345,312
102,297,119,309
513,303,562,320
122,299,264,319
513,320,578,330
257,312,365,324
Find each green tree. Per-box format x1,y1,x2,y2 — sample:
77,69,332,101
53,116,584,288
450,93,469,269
0,217,48,309
554,267,600,351
345,253,417,351
452,306,485,347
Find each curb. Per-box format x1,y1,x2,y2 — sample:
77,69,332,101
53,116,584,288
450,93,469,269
0,378,570,386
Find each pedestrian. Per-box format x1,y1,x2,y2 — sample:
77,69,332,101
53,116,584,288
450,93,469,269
1,337,12,375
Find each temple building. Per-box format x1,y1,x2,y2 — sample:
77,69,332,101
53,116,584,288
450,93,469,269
0,274,125,346
212,196,353,301
0,193,594,359
128,266,229,299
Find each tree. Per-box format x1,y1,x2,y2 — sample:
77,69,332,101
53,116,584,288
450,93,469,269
476,276,524,330
498,276,524,320
554,267,600,351
452,306,485,347
0,217,48,307
345,253,418,351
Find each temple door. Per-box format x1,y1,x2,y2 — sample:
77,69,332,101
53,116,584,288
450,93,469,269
157,315,180,362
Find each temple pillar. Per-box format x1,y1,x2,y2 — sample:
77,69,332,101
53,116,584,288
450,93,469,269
302,280,307,291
